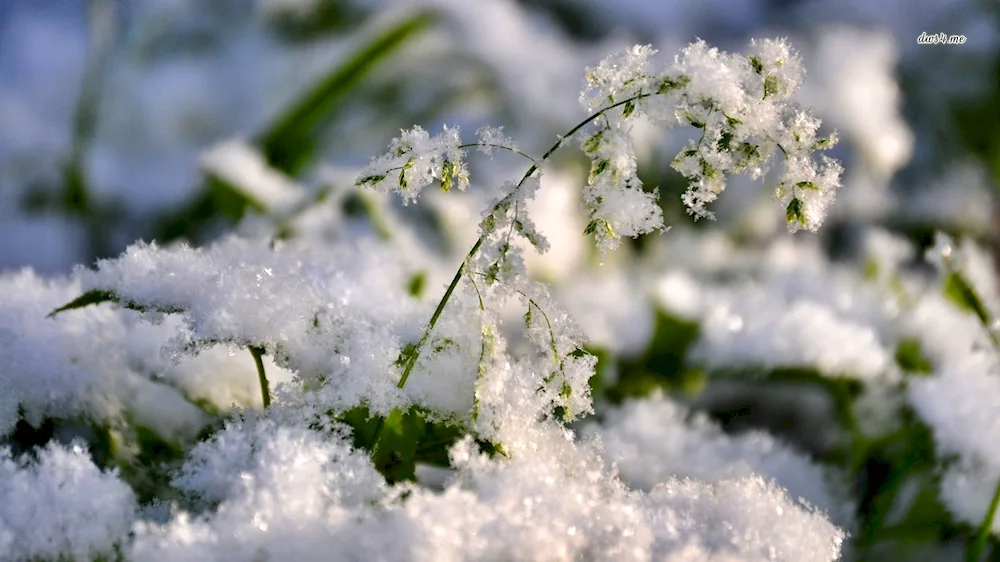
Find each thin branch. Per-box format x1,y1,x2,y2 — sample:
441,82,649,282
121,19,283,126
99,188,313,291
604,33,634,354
458,142,538,163
393,94,650,391
249,345,271,408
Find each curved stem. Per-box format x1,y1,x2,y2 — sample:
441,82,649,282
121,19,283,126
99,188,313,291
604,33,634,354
249,345,271,408
458,143,538,163
395,93,651,391
397,238,484,388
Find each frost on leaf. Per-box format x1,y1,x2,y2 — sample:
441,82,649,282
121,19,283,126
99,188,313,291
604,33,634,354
356,125,469,204
574,37,840,249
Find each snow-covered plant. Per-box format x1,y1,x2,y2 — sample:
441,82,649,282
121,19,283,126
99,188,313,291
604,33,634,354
350,38,841,441
360,39,841,253
4,37,852,560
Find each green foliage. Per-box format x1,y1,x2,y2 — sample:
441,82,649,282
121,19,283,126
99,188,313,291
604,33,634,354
943,271,992,326
153,173,270,245
47,289,183,318
583,130,603,154
657,75,690,93
605,309,702,401
146,12,435,246
338,405,467,483
785,197,807,227
266,0,371,41
590,158,611,178
46,290,118,318
853,410,959,554
763,74,780,99
622,99,636,118
684,111,706,129
583,217,615,239
407,271,428,298
895,338,934,375
258,13,435,176
2,414,198,508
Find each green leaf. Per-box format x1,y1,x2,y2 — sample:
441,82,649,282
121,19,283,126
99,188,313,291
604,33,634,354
763,74,780,99
684,112,706,129
399,158,415,189
699,158,717,179
513,220,544,250
484,261,501,285
590,158,610,178
717,131,734,152
340,405,466,483
257,12,435,176
785,197,807,227
407,271,427,298
152,172,268,244
657,75,690,93
606,310,702,402
583,130,604,154
583,218,615,239
47,289,118,318
863,257,880,281
356,173,388,187
480,213,497,233
622,99,635,119
749,55,764,74
48,289,184,318
796,180,819,191
440,160,455,192
737,142,760,161
895,337,933,375
943,271,992,325
369,407,423,483
395,342,419,368
812,135,837,151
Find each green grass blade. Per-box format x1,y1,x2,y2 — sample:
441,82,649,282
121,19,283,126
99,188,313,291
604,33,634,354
47,289,118,318
258,11,436,175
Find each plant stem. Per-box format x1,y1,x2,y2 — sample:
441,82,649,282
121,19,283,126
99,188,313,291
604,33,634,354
249,345,271,408
369,94,656,458
970,473,1000,562
394,93,649,391
397,237,484,388
458,143,538,163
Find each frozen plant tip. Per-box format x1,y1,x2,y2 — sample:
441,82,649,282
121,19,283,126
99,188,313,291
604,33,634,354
358,37,843,402
356,125,470,202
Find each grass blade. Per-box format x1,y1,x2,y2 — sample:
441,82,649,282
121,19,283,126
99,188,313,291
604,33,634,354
258,11,435,175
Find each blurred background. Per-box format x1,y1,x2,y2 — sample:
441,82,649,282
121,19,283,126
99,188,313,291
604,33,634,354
1,0,997,274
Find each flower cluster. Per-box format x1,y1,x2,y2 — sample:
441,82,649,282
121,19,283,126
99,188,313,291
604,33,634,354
356,125,470,203
579,38,841,245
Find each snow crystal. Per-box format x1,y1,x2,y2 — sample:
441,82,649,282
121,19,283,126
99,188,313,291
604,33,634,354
0,442,135,560
590,393,851,524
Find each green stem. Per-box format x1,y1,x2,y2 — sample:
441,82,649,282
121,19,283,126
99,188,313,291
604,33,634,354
249,346,271,408
397,238,483,388
970,468,1000,561
394,93,649,391
458,143,538,163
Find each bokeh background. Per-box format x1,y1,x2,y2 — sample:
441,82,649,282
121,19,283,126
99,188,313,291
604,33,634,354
1,0,997,273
